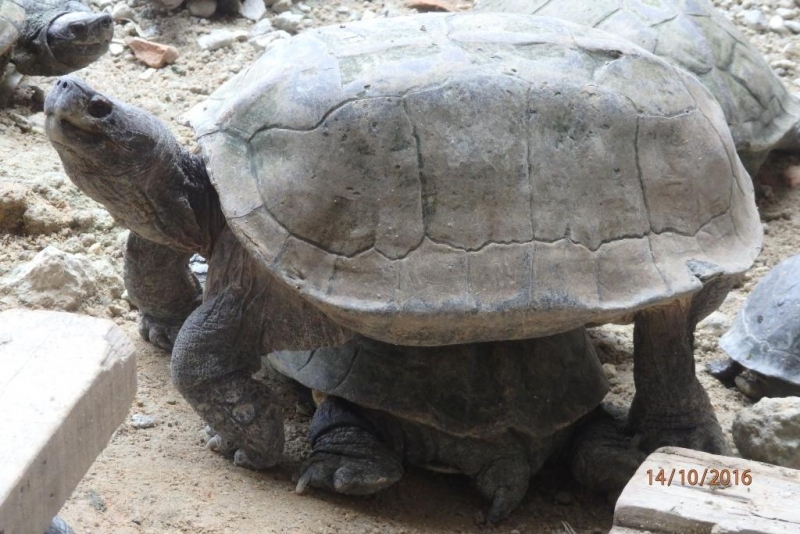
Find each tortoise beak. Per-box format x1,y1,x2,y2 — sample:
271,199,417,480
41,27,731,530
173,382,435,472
45,76,93,119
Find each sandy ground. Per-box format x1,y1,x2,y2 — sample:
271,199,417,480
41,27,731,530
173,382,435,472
2,0,800,532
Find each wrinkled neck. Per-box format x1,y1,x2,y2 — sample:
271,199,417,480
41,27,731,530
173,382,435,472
181,150,226,257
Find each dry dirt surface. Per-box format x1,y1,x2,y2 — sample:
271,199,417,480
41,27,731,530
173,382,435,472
2,0,800,532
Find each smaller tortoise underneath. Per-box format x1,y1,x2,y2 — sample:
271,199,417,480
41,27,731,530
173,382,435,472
45,13,762,522
709,254,800,400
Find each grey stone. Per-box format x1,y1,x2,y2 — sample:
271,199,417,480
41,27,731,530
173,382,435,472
249,29,289,51
769,15,790,33
239,0,266,21
197,29,236,50
271,11,302,32
270,0,291,12
250,17,273,37
21,201,70,235
131,413,156,428
785,20,800,32
0,246,123,311
111,3,136,21
0,182,29,233
742,9,769,30
696,311,732,336
733,397,800,469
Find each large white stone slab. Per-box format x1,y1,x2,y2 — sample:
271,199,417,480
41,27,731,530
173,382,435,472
0,310,136,534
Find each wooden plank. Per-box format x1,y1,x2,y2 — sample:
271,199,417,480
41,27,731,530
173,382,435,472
613,446,800,534
0,310,136,534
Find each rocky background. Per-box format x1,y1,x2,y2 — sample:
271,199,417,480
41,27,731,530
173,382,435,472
1,0,800,532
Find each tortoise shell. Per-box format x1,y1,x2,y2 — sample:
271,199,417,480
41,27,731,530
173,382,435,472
189,13,762,346
0,0,24,64
269,328,608,438
475,0,800,172
720,254,800,387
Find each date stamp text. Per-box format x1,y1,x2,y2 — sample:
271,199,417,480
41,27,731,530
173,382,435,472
647,468,752,487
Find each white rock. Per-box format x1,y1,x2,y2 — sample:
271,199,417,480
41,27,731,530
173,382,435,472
250,29,290,51
771,59,797,70
250,17,274,37
0,247,123,311
733,397,800,469
742,9,769,30
786,20,800,32
109,42,125,55
197,29,236,50
272,11,303,33
697,311,732,336
131,414,156,429
776,7,797,19
111,3,136,21
239,0,266,20
22,202,71,235
769,15,790,33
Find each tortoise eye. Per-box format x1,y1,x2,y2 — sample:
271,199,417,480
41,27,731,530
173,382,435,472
87,95,112,119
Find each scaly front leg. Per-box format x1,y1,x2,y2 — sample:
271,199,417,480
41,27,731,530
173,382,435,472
125,232,202,351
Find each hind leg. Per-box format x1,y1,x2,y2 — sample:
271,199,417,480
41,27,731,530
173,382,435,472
172,290,284,469
474,456,531,524
296,397,404,495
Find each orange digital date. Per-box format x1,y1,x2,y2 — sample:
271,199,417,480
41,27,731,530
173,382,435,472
646,468,752,487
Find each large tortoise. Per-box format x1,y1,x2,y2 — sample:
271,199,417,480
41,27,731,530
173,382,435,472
0,0,112,85
45,12,761,519
474,0,800,176
710,254,800,399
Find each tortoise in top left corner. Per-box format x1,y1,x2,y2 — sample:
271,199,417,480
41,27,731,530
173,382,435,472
46,13,762,521
1,0,112,89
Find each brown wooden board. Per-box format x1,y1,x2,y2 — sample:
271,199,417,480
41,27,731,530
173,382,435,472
613,446,800,533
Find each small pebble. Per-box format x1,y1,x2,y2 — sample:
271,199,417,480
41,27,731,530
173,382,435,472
272,11,303,33
602,363,617,379
131,413,156,429
197,29,237,50
271,0,292,12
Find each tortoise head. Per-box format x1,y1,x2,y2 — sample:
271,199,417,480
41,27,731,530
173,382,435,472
46,10,113,71
45,76,214,253
12,5,113,75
